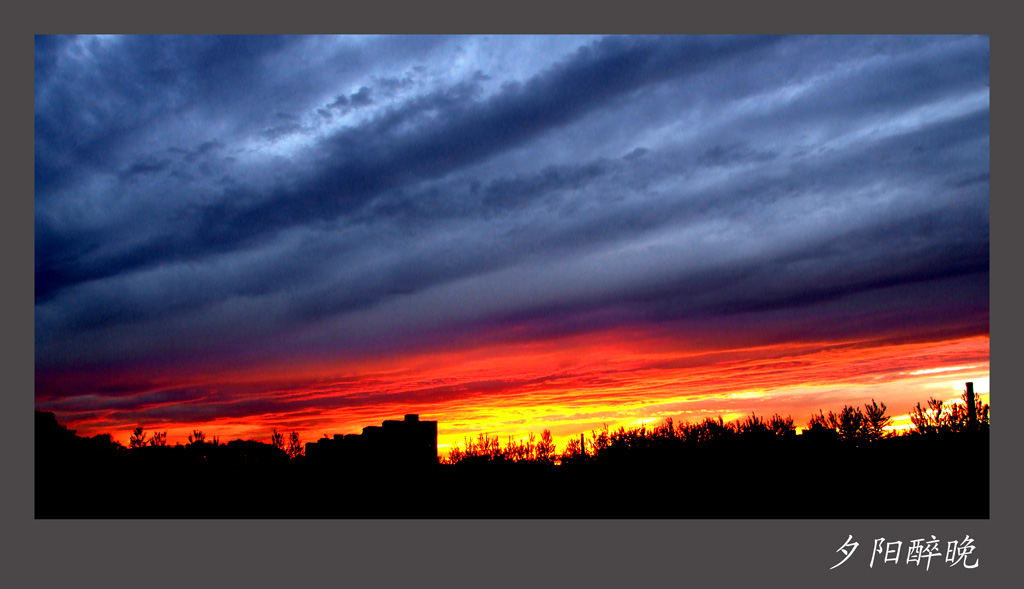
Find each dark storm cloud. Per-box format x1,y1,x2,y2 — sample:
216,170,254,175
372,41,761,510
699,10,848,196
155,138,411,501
120,158,173,179
35,35,782,303
349,86,374,107
35,35,989,376
35,36,289,194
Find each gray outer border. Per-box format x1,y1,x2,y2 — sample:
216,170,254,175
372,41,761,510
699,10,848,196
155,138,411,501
6,3,1015,588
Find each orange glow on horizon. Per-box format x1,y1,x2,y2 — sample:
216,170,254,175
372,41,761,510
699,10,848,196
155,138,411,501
41,329,990,454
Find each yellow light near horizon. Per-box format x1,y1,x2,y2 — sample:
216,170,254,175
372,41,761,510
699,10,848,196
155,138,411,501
909,365,982,375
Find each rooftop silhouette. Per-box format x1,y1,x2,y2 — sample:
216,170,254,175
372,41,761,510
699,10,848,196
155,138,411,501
305,414,438,468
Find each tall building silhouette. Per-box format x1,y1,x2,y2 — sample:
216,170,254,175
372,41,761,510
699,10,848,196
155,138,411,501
305,414,437,468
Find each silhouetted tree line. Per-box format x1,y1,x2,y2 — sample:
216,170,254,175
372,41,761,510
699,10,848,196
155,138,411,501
35,388,988,518
439,391,988,467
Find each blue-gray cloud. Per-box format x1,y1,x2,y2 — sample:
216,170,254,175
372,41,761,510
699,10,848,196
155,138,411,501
35,35,989,374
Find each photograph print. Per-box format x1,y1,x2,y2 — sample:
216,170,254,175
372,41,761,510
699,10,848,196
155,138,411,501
34,34,990,518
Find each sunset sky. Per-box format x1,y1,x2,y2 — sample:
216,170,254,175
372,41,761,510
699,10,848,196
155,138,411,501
34,35,989,452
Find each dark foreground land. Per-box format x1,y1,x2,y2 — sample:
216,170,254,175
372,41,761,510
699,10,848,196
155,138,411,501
36,412,988,519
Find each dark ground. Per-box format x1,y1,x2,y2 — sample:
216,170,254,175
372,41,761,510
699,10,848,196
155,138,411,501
36,412,988,519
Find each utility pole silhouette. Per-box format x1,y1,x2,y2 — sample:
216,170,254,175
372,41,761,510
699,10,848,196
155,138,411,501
966,381,977,430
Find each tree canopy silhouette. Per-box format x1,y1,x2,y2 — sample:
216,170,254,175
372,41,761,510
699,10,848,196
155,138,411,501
129,426,147,449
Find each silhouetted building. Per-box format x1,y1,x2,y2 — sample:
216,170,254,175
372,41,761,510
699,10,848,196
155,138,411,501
305,414,437,469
